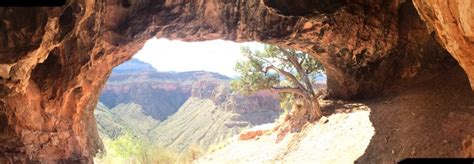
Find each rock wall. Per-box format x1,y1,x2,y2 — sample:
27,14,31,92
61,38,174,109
412,0,474,90
411,1,474,157
0,0,472,162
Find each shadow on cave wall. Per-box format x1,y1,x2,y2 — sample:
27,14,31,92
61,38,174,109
318,3,474,161
353,61,474,162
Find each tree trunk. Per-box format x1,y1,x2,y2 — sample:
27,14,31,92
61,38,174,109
304,95,322,121
311,95,322,119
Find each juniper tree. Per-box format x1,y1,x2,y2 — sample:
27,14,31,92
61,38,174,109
231,45,325,121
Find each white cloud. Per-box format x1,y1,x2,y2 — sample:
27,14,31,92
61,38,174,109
133,38,263,77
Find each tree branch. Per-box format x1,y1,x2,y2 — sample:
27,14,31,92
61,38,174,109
271,87,312,107
278,47,292,58
264,65,305,91
286,55,315,95
271,87,306,97
299,56,305,65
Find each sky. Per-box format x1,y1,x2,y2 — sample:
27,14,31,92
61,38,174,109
133,38,264,77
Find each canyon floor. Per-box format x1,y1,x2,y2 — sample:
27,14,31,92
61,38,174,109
196,68,474,163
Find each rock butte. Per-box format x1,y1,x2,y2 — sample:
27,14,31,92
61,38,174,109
0,0,472,162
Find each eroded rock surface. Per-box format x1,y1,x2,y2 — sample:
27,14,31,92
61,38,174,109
413,0,474,90
0,0,472,162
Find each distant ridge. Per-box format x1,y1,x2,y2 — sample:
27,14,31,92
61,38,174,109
100,58,232,120
112,58,156,74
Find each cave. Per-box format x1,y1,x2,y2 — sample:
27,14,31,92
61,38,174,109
0,0,473,162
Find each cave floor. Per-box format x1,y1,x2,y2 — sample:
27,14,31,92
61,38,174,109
356,67,474,162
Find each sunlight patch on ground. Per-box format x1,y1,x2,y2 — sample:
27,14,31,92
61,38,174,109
283,106,374,163
196,104,375,163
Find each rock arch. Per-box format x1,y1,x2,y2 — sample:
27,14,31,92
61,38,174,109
0,0,472,162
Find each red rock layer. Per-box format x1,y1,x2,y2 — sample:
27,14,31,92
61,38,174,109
0,0,472,162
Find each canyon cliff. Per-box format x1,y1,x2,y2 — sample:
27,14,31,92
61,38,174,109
150,79,282,153
99,59,229,121
95,59,282,154
0,0,473,162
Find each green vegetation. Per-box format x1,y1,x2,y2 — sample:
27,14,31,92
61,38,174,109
96,131,203,164
232,45,325,121
94,102,159,140
94,103,201,164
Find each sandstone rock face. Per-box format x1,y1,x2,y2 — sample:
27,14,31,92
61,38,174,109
0,0,472,162
409,2,474,154
413,0,474,90
463,136,473,157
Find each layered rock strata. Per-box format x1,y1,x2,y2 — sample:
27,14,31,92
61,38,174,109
0,0,472,162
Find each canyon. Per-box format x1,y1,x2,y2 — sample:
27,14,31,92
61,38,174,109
98,59,228,121
0,0,473,162
94,59,282,155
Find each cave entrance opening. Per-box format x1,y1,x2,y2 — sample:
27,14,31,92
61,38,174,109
94,37,328,162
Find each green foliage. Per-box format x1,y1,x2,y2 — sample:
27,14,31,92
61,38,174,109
108,132,144,158
300,53,325,80
231,59,279,95
279,93,295,111
96,132,150,163
96,131,205,164
231,46,278,94
232,45,324,110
